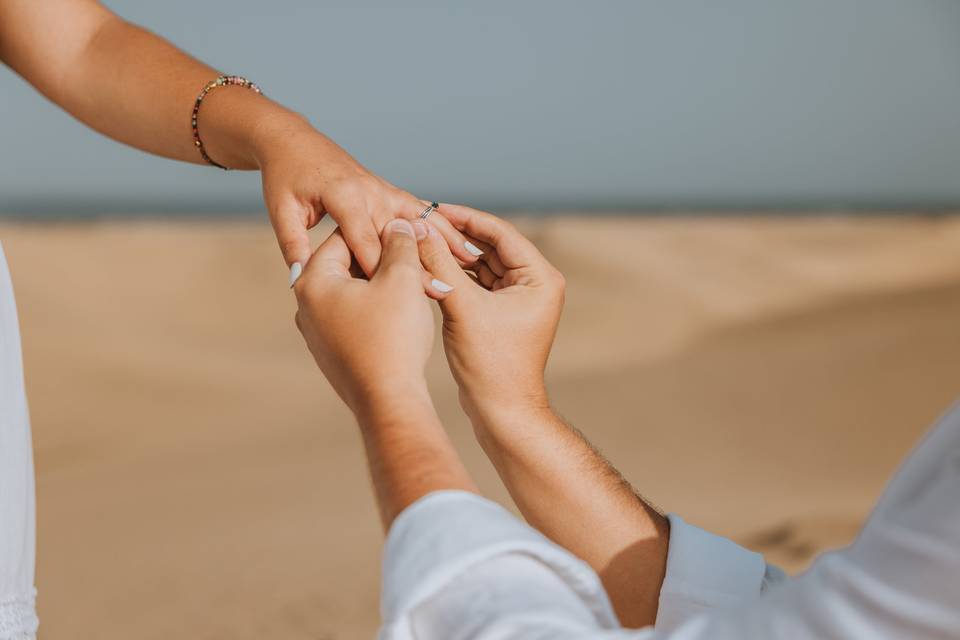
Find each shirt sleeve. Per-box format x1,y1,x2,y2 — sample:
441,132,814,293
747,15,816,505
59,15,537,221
378,491,622,640
655,514,786,632
379,491,784,640
381,407,960,640
0,244,38,640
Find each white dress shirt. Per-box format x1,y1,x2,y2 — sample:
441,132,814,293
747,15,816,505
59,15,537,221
0,243,38,640
379,402,960,639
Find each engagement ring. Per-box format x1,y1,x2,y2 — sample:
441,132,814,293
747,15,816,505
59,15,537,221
418,201,439,220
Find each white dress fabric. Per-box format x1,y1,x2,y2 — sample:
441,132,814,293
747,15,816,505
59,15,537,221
0,243,39,640
380,401,960,639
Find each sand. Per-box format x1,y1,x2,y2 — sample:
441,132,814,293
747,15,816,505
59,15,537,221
1,214,959,638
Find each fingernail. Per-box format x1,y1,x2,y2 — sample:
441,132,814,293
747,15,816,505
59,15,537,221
288,262,303,288
464,241,484,257
431,278,454,293
411,221,428,240
388,219,414,235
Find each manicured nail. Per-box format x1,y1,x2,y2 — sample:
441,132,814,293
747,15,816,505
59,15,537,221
411,221,428,240
288,262,303,288
431,278,454,293
388,219,414,235
464,241,484,257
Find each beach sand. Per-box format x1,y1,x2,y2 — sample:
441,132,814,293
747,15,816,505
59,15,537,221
2,214,959,638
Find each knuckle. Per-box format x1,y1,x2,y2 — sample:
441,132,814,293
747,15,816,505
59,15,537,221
396,190,421,211
419,240,446,264
484,212,512,232
488,219,515,243
326,175,368,201
424,249,453,273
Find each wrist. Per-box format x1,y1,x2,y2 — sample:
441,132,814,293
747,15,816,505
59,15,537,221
460,386,552,433
352,380,434,428
248,109,363,177
470,401,560,458
247,107,315,165
194,86,296,169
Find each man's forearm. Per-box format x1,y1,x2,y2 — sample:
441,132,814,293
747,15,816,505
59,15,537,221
356,387,478,531
469,403,669,628
0,0,309,169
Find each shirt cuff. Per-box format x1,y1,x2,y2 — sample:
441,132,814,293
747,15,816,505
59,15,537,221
380,491,620,637
656,514,771,632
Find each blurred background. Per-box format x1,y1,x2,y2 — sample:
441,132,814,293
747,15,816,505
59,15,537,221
3,0,960,214
1,1,959,639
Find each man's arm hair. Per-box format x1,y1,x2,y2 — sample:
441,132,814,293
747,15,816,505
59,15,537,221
473,406,670,628
355,388,478,531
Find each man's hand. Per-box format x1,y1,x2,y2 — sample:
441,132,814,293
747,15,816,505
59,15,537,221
414,205,669,628
411,204,566,423
292,218,476,528
293,219,436,415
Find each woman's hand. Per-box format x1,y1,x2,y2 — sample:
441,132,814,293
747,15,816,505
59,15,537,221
413,204,566,421
253,120,482,280
292,219,440,415
0,0,477,281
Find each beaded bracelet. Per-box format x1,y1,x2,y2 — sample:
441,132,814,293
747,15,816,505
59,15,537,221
192,75,263,170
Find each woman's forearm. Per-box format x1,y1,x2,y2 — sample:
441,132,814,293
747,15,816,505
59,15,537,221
0,0,315,169
1,0,472,271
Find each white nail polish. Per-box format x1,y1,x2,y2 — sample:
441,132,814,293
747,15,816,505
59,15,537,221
288,262,303,288
464,241,484,257
431,278,454,293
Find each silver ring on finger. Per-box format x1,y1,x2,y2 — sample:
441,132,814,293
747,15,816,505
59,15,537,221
418,201,439,220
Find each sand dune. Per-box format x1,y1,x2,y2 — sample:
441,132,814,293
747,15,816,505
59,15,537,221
1,214,958,638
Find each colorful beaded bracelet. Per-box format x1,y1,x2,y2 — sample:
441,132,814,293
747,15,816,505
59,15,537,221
192,75,263,170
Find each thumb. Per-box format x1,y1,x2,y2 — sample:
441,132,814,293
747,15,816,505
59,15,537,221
373,219,421,286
